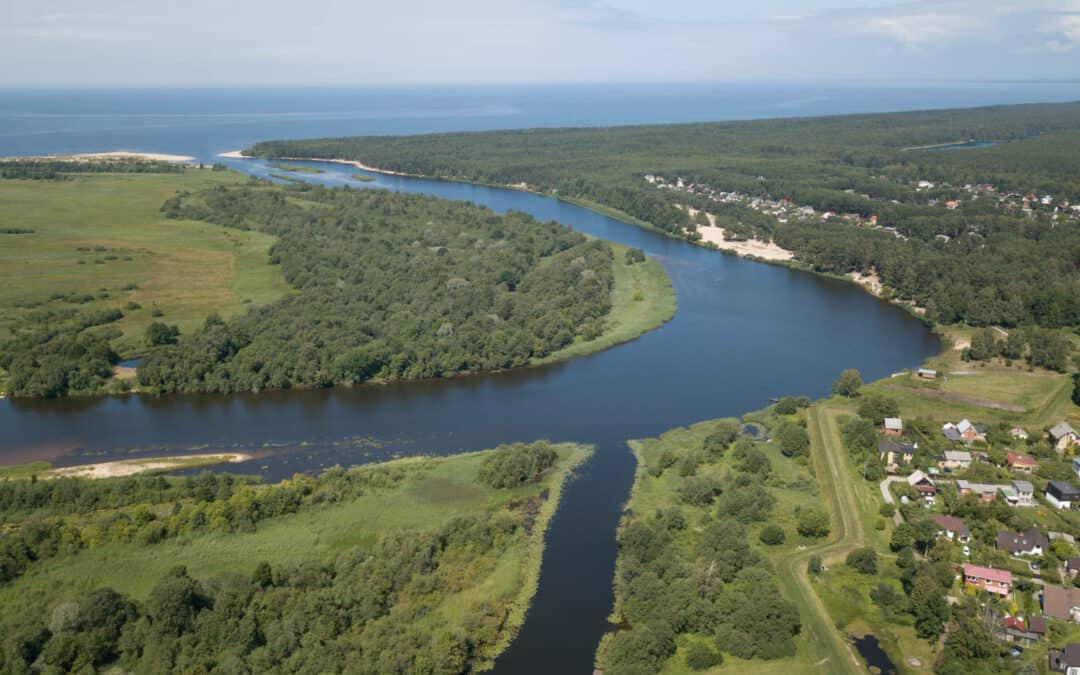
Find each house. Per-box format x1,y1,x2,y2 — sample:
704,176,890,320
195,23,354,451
1007,453,1040,474
1049,643,1080,674
931,514,970,543
963,563,1012,596
1009,480,1035,507
956,479,1006,502
906,470,937,501
1047,481,1080,510
1067,558,1080,578
882,417,903,436
1004,616,1044,643
1011,427,1030,441
943,419,986,443
996,528,1048,556
939,450,973,471
1051,422,1080,453
1044,585,1080,621
1073,457,1080,478
878,439,916,471
1029,616,1047,639
917,368,938,380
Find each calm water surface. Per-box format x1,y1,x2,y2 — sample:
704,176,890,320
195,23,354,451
0,85,958,672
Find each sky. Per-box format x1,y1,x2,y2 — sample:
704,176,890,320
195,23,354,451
2,0,1080,85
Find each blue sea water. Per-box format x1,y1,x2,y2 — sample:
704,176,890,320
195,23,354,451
1,81,1078,160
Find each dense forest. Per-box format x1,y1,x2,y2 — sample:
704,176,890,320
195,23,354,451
249,102,1080,328
0,442,576,673
135,183,613,394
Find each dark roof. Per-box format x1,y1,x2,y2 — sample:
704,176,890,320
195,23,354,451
1048,481,1080,500
1028,616,1046,635
996,528,1048,554
931,514,970,538
1069,557,1080,571
878,439,917,454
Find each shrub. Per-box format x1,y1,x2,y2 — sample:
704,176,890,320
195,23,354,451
847,547,878,575
477,442,558,488
677,476,722,506
685,642,723,670
796,507,830,538
759,524,785,545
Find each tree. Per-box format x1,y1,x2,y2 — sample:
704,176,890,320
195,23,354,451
677,476,722,506
1001,329,1026,360
685,642,722,670
776,423,810,458
774,396,798,415
796,508,830,538
911,572,949,639
702,421,740,456
856,394,900,423
965,327,999,361
144,322,180,346
807,555,823,574
832,369,863,397
846,547,878,575
1073,373,1080,408
1028,329,1071,372
889,523,915,551
759,524,785,545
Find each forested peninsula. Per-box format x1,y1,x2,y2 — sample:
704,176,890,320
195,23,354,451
0,441,590,673
0,162,673,398
247,101,1080,329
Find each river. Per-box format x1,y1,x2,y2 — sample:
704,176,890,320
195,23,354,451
0,87,945,672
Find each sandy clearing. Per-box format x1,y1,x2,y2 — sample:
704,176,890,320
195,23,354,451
849,270,883,297
3,151,197,163
686,207,794,262
49,453,253,479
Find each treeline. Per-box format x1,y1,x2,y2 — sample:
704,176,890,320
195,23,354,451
0,515,520,674
0,159,184,180
131,183,614,394
248,102,1080,328
599,422,808,674
0,306,123,397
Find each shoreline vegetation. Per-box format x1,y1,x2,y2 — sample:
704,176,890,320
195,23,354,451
0,161,675,399
0,441,592,673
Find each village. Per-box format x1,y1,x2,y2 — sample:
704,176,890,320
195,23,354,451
855,350,1080,672
644,172,1080,244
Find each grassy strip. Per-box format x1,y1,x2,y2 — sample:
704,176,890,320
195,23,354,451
536,242,675,365
268,162,326,174
0,462,53,481
348,173,376,182
476,443,593,669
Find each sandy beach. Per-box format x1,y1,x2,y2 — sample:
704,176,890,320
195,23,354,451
687,208,795,262
3,150,197,163
218,150,414,176
49,453,253,479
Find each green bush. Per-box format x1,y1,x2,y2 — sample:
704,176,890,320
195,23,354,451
477,442,558,488
685,642,723,670
759,524,785,545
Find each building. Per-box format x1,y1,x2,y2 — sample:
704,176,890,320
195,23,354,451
956,479,1006,502
1047,481,1080,510
1073,457,1080,478
939,450,973,470
1007,453,1040,474
1004,615,1044,643
931,514,970,543
882,417,903,436
1067,558,1080,578
963,563,1012,596
1011,427,1030,441
917,368,938,380
1009,480,1035,507
943,419,986,444
878,439,916,471
1051,422,1080,453
1049,644,1080,674
996,528,1048,556
906,470,937,501
1044,585,1080,622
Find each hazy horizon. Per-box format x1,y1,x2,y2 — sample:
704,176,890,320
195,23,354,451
4,0,1080,87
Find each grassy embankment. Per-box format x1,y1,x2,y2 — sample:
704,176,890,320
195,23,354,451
539,241,675,366
0,443,591,670
267,162,325,174
0,171,292,361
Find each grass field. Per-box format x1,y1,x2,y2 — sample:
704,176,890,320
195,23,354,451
0,171,292,358
538,242,675,365
0,442,591,669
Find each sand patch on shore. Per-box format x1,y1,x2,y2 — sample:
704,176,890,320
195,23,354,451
218,151,411,177
49,453,253,479
849,270,884,297
687,208,794,261
3,151,196,163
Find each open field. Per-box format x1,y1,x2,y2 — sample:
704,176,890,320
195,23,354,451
539,241,675,365
0,172,292,357
0,442,591,671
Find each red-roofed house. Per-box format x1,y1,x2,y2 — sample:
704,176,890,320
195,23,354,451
964,563,1012,596
1007,453,1040,474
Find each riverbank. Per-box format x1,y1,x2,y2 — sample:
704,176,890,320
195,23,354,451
0,442,592,672
48,452,253,479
